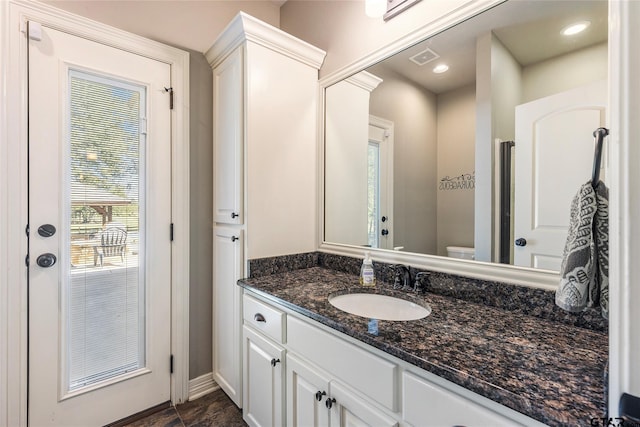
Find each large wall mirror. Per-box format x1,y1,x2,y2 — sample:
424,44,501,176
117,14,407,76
322,0,608,282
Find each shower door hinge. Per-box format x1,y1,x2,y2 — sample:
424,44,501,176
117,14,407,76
170,354,174,374
170,223,174,241
164,87,174,110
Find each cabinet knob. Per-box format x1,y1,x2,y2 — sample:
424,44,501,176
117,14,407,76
270,358,280,367
231,212,239,219
254,313,266,323
325,397,336,409
231,236,239,242
315,391,326,402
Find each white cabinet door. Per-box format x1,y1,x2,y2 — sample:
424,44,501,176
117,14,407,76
286,353,331,427
402,371,525,427
243,326,285,427
213,47,243,225
328,381,398,427
212,226,243,406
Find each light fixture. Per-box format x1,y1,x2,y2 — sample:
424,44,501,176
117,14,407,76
365,0,386,18
433,64,449,74
561,21,591,36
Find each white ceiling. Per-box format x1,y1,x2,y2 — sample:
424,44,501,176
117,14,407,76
368,0,608,94
40,0,286,53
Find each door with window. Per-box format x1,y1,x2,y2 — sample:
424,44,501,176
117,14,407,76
367,116,394,250
28,24,172,425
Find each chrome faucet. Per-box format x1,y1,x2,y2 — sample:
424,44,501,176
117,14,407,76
413,271,431,293
393,265,411,290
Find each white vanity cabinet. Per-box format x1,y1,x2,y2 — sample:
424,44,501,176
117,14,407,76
207,12,325,409
243,290,547,427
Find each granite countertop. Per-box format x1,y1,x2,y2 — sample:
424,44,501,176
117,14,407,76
239,266,608,427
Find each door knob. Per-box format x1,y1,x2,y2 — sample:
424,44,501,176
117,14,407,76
231,212,239,219
37,224,56,237
381,229,389,236
36,253,57,268
326,398,336,409
270,358,280,367
315,391,326,401
515,238,527,247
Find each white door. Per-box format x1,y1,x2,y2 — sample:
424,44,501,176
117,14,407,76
286,353,330,427
327,381,397,427
243,326,284,427
212,226,243,406
213,47,243,225
367,116,394,250
514,80,607,270
28,24,172,426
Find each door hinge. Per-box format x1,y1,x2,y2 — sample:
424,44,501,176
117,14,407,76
28,21,43,41
170,355,174,374
170,223,174,241
164,87,174,110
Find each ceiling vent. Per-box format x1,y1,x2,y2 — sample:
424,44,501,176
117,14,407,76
409,48,439,66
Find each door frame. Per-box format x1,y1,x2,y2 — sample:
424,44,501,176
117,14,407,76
0,1,190,425
368,115,394,250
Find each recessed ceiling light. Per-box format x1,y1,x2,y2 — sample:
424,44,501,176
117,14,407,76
562,21,591,36
433,64,449,74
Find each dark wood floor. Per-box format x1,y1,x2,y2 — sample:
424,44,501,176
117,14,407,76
123,389,246,427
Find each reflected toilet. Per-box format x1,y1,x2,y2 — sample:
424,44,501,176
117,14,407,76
446,246,475,260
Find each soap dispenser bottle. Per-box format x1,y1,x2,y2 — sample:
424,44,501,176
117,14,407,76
360,252,376,287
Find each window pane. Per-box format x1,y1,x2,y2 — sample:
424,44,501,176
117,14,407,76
66,70,146,391
368,142,380,248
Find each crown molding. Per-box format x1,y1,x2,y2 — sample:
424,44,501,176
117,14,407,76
205,11,326,70
345,71,383,92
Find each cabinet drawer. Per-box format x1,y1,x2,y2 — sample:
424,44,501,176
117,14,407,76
287,315,397,412
403,371,524,427
243,293,285,343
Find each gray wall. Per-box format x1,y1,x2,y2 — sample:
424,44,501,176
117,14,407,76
475,33,522,263
368,66,438,255
436,84,476,256
188,51,213,379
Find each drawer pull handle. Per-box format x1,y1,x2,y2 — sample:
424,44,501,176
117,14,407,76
254,313,266,323
326,398,336,409
270,358,280,367
315,391,326,402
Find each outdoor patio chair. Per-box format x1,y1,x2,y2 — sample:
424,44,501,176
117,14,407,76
93,226,127,266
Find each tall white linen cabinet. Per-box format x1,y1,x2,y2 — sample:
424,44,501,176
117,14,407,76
205,13,326,407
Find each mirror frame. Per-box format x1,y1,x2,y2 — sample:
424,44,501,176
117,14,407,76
317,0,565,290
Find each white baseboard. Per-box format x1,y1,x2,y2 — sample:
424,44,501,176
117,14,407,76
188,373,219,401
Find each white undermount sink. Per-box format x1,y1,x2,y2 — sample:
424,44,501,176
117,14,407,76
328,292,431,321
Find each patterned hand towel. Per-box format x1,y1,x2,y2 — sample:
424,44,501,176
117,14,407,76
555,181,609,318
